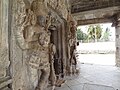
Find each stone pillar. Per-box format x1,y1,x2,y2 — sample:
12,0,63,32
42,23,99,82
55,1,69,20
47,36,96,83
61,22,67,76
0,0,1,47
0,0,10,78
115,13,120,67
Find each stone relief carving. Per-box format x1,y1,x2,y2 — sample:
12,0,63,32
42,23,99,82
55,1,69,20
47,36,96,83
24,9,51,90
31,0,48,17
12,0,74,89
48,0,68,19
66,13,78,75
13,0,53,90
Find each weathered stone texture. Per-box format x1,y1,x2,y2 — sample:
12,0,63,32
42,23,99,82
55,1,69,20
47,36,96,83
10,1,32,90
48,0,69,19
0,0,10,78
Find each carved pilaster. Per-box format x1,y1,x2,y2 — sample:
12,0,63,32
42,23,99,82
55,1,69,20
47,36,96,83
0,0,10,78
0,0,1,47
115,13,120,67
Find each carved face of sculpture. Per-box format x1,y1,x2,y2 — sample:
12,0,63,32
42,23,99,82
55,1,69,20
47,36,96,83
38,31,51,47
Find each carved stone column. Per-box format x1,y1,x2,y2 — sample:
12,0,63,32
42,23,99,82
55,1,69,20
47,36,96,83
61,22,67,76
0,0,10,78
0,0,1,47
115,13,120,67
0,0,12,89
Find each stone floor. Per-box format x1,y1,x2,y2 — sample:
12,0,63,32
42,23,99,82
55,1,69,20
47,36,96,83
55,63,120,90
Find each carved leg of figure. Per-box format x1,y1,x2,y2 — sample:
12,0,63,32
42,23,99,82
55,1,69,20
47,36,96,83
36,68,50,90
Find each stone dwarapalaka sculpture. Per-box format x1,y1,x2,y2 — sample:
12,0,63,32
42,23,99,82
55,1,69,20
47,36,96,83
15,0,66,90
21,7,51,90
19,3,52,89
